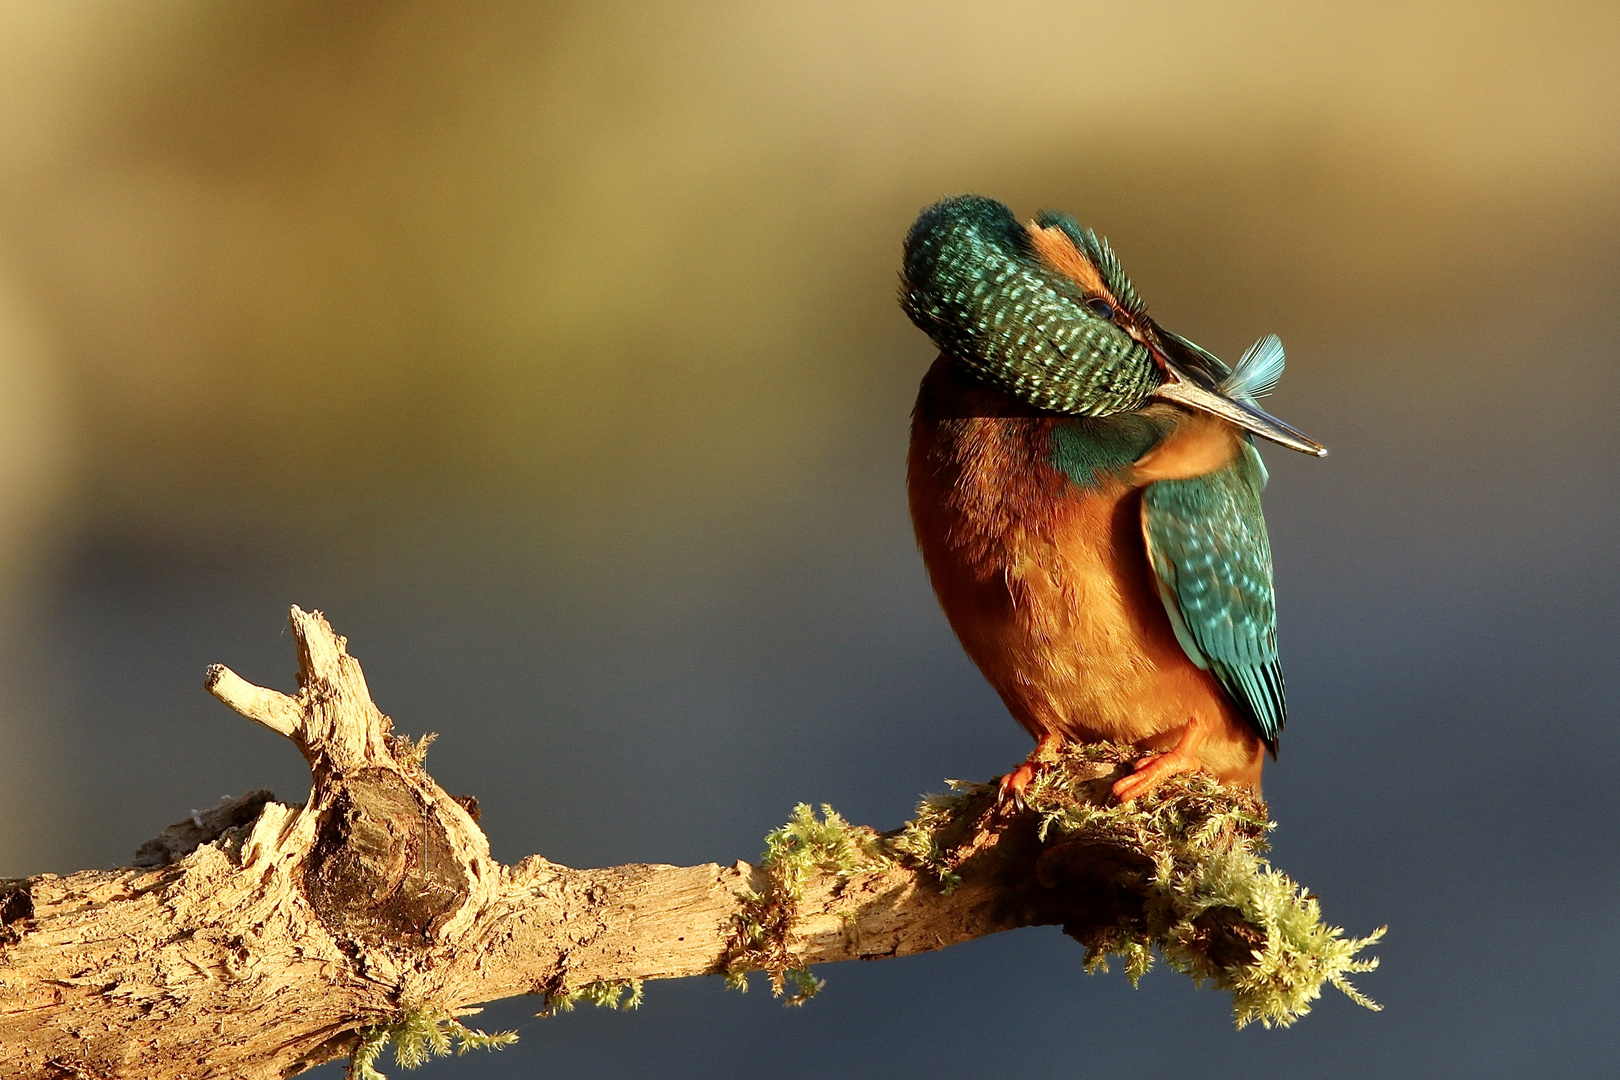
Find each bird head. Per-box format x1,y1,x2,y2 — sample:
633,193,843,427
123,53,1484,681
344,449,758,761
900,195,1325,457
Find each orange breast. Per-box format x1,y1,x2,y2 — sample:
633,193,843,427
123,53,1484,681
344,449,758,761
908,357,1262,786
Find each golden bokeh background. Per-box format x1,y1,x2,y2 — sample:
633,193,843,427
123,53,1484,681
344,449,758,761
1,3,1616,1076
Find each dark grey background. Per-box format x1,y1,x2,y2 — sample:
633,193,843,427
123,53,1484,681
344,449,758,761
0,3,1615,1077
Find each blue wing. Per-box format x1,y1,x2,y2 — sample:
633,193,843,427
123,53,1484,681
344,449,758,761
1140,442,1286,750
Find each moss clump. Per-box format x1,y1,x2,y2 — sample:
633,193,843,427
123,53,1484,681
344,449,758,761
900,743,1384,1029
735,746,1381,1028
541,978,645,1015
724,803,886,1002
888,786,967,891
347,1004,516,1079
386,732,437,771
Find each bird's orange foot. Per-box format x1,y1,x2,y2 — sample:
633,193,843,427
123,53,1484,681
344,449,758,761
1112,714,1213,803
1110,749,1203,802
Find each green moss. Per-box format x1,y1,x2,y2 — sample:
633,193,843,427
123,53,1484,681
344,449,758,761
724,803,886,1000
899,743,1385,1029
732,746,1379,1029
541,978,644,1015
347,1005,517,1080
889,784,973,892
809,744,1381,1027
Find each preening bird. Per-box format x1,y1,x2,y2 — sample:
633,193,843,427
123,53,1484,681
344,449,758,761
901,195,1325,802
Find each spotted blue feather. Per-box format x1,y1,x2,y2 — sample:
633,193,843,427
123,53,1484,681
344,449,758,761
901,196,1160,416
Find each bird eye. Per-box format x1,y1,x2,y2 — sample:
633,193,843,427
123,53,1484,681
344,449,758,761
1085,298,1115,321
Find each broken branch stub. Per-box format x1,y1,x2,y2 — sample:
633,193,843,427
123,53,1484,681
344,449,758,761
207,606,499,945
206,606,392,768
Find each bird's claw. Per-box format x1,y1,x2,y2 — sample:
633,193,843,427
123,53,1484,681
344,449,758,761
996,761,1042,808
997,734,1065,808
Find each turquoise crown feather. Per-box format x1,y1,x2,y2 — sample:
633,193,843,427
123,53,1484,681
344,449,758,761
900,195,1161,416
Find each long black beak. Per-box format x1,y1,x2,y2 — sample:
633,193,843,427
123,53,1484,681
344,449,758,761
1147,331,1327,457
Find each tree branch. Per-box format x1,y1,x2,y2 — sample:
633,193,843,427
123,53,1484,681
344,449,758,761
0,608,1381,1080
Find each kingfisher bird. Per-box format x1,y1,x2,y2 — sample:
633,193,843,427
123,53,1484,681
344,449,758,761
901,195,1325,803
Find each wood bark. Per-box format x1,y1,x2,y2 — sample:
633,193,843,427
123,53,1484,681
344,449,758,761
0,607,1258,1079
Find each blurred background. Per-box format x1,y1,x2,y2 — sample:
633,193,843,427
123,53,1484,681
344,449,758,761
1,1,1616,1076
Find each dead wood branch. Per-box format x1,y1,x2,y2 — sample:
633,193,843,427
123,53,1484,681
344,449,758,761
0,607,1379,1080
